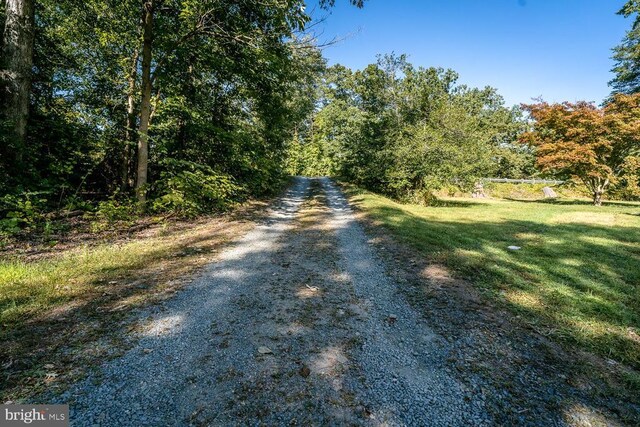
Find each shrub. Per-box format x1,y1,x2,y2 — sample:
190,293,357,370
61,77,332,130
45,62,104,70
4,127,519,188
94,199,137,223
0,192,48,235
152,160,244,217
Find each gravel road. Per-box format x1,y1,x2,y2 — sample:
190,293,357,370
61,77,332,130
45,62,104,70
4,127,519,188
47,177,632,426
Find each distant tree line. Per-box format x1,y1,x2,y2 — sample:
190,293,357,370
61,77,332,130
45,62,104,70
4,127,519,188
286,54,534,203
287,0,640,206
1,0,639,235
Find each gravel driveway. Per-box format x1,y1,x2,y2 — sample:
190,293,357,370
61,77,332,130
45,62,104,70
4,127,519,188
47,177,632,426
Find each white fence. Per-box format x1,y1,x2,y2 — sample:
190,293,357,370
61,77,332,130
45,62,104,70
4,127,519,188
481,178,565,185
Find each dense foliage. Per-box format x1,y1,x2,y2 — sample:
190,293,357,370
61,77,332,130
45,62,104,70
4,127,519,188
2,0,640,236
287,55,531,203
611,0,640,94
0,0,340,228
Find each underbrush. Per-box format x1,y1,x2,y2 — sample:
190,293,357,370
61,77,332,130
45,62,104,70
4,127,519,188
427,182,589,201
151,160,245,217
0,162,278,242
482,182,589,200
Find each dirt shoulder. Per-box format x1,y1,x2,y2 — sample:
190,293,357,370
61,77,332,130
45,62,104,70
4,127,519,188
0,198,271,402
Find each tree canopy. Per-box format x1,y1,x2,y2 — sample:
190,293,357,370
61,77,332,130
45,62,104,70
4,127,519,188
521,94,640,205
0,0,336,218
1,0,639,237
287,55,528,203
611,1,640,94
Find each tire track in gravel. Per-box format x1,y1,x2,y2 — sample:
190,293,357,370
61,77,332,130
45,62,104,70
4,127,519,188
48,177,490,426
320,177,490,426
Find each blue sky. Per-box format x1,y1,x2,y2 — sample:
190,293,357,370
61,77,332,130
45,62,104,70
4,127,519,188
308,0,631,107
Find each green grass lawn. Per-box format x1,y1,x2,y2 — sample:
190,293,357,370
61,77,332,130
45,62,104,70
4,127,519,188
0,239,178,325
348,189,640,372
0,218,251,329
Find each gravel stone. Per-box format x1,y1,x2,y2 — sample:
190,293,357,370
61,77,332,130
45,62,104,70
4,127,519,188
41,177,491,426
37,177,633,426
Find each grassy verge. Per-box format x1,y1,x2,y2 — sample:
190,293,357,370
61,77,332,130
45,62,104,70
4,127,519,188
431,181,590,200
344,186,640,375
0,206,263,401
481,181,588,200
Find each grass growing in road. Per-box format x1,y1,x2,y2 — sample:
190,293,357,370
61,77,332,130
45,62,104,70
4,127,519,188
347,188,640,373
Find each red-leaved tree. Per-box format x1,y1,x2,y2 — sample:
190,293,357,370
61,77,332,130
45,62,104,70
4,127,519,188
522,94,640,205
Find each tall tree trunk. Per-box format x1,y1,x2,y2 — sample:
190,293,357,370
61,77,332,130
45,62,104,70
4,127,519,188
0,0,35,171
135,1,154,204
123,48,138,192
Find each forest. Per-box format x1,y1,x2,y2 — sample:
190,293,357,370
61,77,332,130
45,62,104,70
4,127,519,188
0,0,336,234
1,0,639,231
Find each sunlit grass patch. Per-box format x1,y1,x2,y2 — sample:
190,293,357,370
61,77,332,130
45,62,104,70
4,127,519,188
552,211,617,226
0,240,176,326
346,188,640,372
0,216,253,400
503,289,545,311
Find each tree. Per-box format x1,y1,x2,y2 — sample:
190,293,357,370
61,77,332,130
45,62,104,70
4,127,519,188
389,84,519,200
604,93,640,199
1,0,35,176
32,0,143,195
135,0,154,203
292,57,523,203
611,1,640,94
0,0,365,222
129,0,325,203
521,94,640,205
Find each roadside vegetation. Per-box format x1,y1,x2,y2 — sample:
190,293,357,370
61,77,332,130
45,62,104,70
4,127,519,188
433,181,590,200
0,0,364,241
345,186,640,384
0,203,265,400
287,52,640,207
